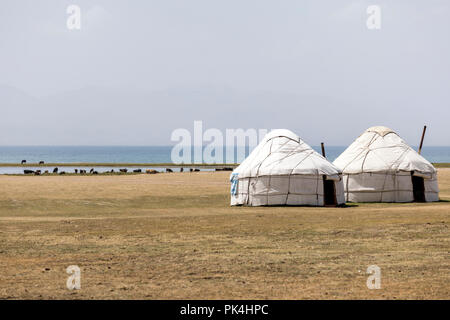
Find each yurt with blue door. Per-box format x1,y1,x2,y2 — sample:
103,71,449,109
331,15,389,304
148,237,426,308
230,129,345,206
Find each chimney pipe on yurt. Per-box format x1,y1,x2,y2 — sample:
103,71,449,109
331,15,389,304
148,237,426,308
418,125,427,155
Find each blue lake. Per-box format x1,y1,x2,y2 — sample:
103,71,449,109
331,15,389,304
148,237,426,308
0,145,448,168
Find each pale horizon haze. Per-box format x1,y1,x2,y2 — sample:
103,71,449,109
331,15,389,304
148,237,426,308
1,0,449,146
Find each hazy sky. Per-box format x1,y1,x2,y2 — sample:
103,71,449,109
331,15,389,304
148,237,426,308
0,0,449,146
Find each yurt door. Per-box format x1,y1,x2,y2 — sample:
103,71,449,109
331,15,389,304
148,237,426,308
323,177,337,206
411,173,426,202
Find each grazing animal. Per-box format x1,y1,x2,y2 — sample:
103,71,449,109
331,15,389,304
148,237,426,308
194,168,200,172
39,161,44,165
146,169,158,174
35,170,41,176
44,170,49,174
53,167,58,173
216,167,233,171
119,169,128,173
59,171,66,175
24,169,34,174
189,168,193,172
110,169,114,173
21,160,26,164
133,169,142,173
180,167,184,172
90,168,94,174
74,169,78,174
166,168,173,173
93,171,98,175
80,170,86,174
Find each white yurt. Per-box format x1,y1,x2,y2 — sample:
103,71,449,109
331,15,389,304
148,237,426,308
230,129,345,206
333,126,439,203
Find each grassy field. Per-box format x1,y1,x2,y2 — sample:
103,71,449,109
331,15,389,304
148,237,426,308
0,170,449,299
432,163,450,168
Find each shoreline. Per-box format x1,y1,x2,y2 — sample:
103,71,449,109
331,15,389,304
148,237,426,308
0,162,448,168
0,163,239,168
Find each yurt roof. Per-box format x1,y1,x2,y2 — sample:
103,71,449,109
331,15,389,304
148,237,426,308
333,126,436,174
233,129,342,178
366,126,395,137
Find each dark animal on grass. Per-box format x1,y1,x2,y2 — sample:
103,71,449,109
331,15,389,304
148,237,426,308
133,169,142,173
146,169,158,174
93,171,98,175
53,167,58,173
189,168,193,172
180,168,184,172
21,160,26,164
110,169,114,173
90,168,94,174
194,169,200,172
216,167,233,171
39,161,44,165
24,170,34,174
44,170,49,174
119,169,128,173
35,170,41,175
74,169,78,174
80,170,86,174
166,168,173,173
60,171,66,175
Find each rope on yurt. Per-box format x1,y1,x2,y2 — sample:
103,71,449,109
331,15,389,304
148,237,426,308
261,141,310,169
361,133,397,202
264,140,275,205
283,148,315,205
345,173,349,202
285,173,291,205
248,139,274,205
341,133,379,201
316,170,320,206
268,138,301,205
388,146,410,201
342,132,379,173
378,145,409,202
254,138,295,205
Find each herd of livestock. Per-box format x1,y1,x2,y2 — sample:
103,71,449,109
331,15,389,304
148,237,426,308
18,160,233,175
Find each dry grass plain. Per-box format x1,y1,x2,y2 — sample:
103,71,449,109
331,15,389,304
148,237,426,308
0,170,449,300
